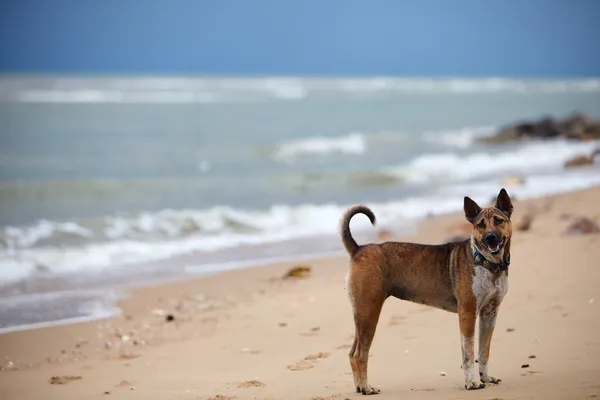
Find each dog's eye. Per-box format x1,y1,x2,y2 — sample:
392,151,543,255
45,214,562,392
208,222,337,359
477,220,486,229
494,217,504,225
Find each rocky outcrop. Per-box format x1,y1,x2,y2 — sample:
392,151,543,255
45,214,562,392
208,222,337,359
478,113,600,144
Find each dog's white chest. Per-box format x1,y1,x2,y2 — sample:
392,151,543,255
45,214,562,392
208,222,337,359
472,266,508,313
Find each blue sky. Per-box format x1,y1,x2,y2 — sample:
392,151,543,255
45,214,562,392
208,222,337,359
1,0,599,76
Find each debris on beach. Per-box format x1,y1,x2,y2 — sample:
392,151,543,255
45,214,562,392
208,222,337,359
521,364,530,368
563,217,600,235
438,372,447,376
49,375,82,385
528,355,537,359
165,314,175,322
283,265,312,279
278,322,288,327
506,328,515,332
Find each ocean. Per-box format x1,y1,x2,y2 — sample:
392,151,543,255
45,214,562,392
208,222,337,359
1,75,600,333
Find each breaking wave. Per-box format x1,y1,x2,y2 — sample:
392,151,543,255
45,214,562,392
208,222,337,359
272,132,366,163
2,165,600,287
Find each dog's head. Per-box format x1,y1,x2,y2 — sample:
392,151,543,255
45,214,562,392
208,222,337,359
463,188,513,263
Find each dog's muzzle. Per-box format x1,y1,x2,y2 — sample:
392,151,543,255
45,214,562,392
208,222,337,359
484,232,504,254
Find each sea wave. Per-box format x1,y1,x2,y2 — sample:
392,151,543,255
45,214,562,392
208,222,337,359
271,125,495,164
276,133,599,189
272,132,366,163
3,76,600,104
392,139,600,184
2,166,600,287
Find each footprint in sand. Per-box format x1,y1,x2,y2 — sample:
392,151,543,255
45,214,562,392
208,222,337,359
115,380,135,388
287,352,330,371
206,395,236,400
287,360,314,371
304,352,330,360
237,379,265,388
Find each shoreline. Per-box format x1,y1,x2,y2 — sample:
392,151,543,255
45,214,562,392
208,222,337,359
0,185,599,399
2,179,600,335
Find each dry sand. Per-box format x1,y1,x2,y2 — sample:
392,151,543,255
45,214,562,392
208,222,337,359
1,186,600,400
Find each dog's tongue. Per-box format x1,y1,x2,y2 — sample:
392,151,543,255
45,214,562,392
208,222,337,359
488,242,500,253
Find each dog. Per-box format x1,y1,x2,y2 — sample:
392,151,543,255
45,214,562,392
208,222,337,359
340,188,513,394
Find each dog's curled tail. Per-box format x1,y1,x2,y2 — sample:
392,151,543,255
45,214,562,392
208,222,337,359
339,204,376,257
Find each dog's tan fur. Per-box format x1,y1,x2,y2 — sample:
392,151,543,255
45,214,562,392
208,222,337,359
340,189,513,395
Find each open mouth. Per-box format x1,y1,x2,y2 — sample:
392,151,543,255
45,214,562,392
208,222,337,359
486,238,505,255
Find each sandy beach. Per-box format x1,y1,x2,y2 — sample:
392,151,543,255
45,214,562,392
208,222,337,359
1,186,600,400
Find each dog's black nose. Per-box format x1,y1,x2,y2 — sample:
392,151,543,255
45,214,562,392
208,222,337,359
484,232,499,245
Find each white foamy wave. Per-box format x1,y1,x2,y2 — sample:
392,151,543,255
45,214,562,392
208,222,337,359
394,139,600,184
4,77,600,104
2,166,600,287
273,132,366,163
2,220,93,249
422,126,497,149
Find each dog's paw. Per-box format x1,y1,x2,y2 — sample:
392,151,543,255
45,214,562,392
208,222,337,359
357,384,381,395
480,374,501,384
464,381,486,390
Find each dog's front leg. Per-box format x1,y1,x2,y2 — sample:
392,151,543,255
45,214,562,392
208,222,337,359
459,303,485,390
478,306,501,385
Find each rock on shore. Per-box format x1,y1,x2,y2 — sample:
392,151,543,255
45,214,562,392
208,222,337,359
478,113,600,144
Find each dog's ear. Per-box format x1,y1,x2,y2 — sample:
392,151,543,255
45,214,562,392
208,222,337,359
464,196,482,224
495,188,513,218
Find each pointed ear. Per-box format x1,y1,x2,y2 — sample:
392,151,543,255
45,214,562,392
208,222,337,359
464,196,482,224
495,188,514,218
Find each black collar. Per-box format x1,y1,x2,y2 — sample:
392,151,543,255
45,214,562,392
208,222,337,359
472,244,510,273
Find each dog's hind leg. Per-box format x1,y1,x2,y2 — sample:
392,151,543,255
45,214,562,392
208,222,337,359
348,328,359,390
352,294,384,395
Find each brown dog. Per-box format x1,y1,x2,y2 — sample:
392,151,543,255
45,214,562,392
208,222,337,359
340,189,513,394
